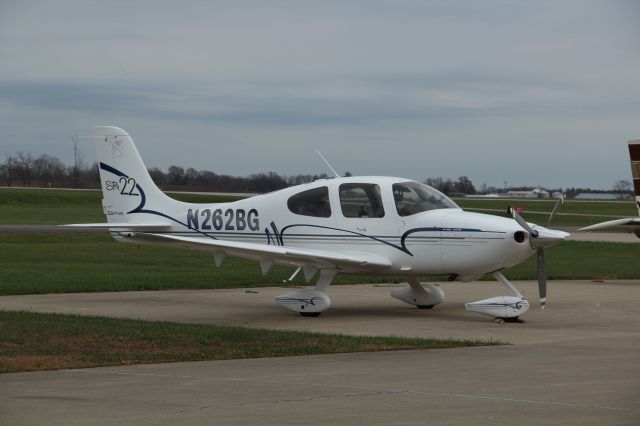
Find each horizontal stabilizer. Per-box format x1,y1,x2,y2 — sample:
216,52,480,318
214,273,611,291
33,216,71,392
144,233,393,271
61,222,172,230
579,217,640,233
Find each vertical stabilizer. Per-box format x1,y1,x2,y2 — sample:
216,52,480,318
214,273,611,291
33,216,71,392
94,126,174,223
629,138,640,215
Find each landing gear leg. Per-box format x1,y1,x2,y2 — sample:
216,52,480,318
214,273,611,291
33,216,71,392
494,271,523,298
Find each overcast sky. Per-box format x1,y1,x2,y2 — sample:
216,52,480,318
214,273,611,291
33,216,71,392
1,1,639,189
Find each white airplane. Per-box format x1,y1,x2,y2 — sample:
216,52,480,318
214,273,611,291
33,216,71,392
66,126,568,320
579,138,640,236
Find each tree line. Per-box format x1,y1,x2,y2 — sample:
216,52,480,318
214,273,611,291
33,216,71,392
1,150,629,197
424,176,476,195
0,150,330,193
0,151,99,189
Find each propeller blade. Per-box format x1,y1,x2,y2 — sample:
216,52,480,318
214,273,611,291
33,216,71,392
509,207,539,237
537,248,547,309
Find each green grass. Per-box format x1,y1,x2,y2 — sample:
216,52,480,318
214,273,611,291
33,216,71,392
489,241,640,280
454,197,638,227
168,192,245,203
0,233,638,296
0,311,500,373
0,232,404,295
0,188,104,224
0,188,243,224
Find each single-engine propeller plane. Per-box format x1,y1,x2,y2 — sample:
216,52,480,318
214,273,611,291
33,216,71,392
66,127,569,320
579,138,640,237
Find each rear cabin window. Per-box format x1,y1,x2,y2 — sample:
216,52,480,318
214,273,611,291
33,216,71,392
287,186,331,218
339,183,385,218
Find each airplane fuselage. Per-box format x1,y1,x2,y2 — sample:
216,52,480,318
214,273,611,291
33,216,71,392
110,175,535,277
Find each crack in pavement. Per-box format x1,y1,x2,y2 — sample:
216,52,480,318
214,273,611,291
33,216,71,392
232,390,408,406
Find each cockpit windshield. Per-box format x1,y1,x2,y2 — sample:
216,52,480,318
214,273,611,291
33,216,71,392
392,181,458,216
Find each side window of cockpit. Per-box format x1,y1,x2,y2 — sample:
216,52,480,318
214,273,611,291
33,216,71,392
287,186,331,218
339,183,385,218
393,181,458,216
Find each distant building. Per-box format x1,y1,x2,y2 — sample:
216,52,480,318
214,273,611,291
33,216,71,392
507,188,550,199
464,193,505,198
574,193,620,201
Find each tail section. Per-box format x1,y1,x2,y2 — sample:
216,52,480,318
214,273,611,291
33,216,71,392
94,126,174,223
629,138,640,215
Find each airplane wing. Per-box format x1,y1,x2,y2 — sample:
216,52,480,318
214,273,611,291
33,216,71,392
579,217,640,233
143,233,393,272
61,222,172,230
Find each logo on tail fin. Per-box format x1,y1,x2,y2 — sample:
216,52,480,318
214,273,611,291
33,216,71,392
105,135,124,157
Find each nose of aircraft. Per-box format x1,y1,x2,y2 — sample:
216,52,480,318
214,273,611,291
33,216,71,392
441,209,569,309
438,210,537,272
527,224,570,249
509,206,570,249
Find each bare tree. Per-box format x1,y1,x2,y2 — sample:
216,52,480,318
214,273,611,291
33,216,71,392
185,167,199,186
85,161,101,187
33,154,64,187
2,154,18,186
613,180,632,199
425,177,456,194
455,176,476,194
15,151,34,187
148,167,167,186
167,165,185,186
70,133,85,188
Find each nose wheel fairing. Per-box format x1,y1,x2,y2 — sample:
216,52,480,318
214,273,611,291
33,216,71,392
465,271,530,320
465,296,530,319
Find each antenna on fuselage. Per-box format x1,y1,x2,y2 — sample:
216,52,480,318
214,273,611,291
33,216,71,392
315,149,340,178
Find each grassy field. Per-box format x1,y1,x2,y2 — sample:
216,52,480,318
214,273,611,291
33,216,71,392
1,187,637,227
0,187,243,225
1,232,639,296
455,197,638,227
0,311,500,373
0,232,405,295
0,188,105,224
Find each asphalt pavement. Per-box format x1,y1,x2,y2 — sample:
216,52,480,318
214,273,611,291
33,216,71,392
1,280,639,425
